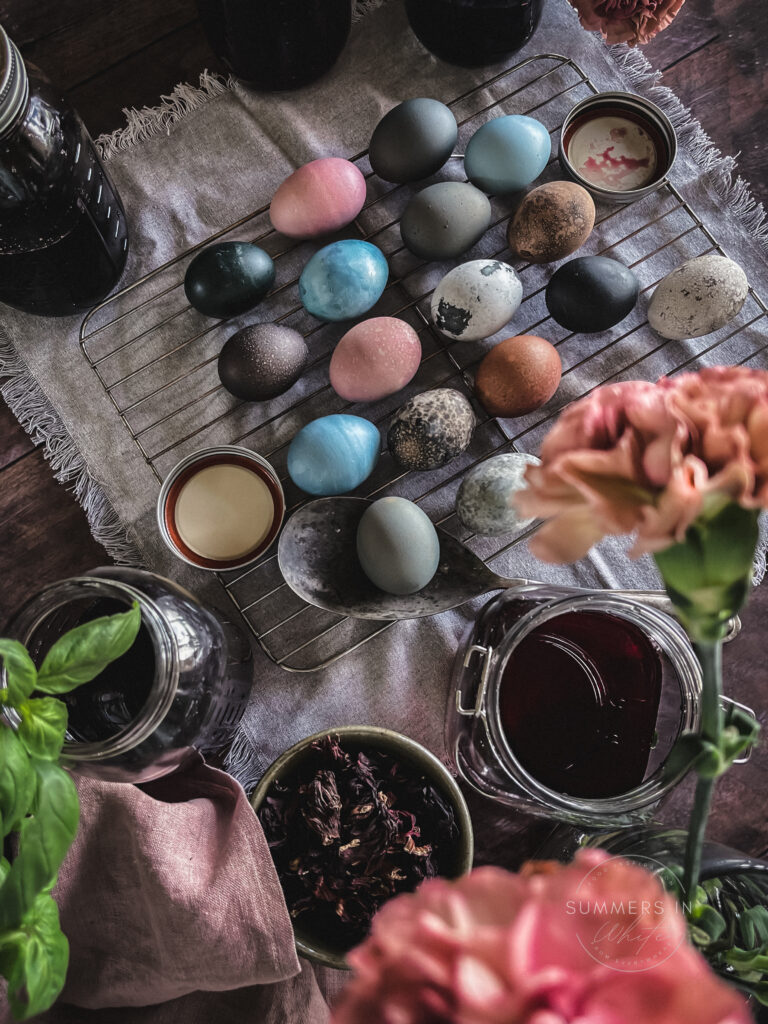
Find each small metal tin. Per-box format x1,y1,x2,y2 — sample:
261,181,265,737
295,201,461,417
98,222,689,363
559,92,677,204
157,445,285,571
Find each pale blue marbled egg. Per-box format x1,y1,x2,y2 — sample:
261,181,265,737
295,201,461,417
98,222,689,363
464,115,551,195
456,453,540,536
299,240,389,322
357,497,440,595
287,414,381,495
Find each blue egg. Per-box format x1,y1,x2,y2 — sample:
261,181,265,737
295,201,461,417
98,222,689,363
287,414,381,495
464,115,551,195
299,240,389,322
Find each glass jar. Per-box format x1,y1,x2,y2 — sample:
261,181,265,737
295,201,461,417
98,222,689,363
447,585,705,827
405,0,545,68
3,568,253,783
0,26,129,316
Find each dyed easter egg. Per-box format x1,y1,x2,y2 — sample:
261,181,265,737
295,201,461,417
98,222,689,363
507,181,595,264
299,240,389,322
546,256,639,333
330,317,422,402
648,254,749,340
369,98,458,183
430,260,522,341
184,242,275,319
287,414,381,496
456,453,541,536
269,158,367,239
218,324,308,401
464,115,551,194
400,182,492,261
388,389,475,471
475,335,561,417
357,497,440,595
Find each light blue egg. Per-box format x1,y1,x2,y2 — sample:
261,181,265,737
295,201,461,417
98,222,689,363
299,240,389,322
357,497,440,595
464,115,551,195
287,414,381,496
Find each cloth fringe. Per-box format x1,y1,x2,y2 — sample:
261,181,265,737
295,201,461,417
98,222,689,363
224,729,272,794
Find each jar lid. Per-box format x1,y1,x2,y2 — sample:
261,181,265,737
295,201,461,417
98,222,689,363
0,25,29,138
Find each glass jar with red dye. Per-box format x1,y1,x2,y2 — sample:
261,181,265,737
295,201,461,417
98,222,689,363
447,586,704,827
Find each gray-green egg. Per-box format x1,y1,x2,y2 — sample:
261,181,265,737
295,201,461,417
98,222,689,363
184,241,276,319
356,497,440,595
647,254,749,340
400,182,492,262
388,388,475,471
369,98,458,184
456,453,540,536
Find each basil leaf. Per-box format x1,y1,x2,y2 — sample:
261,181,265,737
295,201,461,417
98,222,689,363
3,891,69,1020
0,640,37,708
0,726,36,836
17,700,68,762
36,601,141,694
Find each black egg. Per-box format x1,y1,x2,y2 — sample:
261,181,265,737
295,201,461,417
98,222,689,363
388,389,475,471
400,182,491,262
185,242,276,319
218,324,309,401
545,256,639,333
369,98,458,184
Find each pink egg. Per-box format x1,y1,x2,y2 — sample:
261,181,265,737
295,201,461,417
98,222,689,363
330,318,422,403
269,158,367,239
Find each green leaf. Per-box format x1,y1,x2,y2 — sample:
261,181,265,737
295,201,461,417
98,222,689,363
2,891,69,1020
0,641,37,708
17,699,68,762
688,903,726,944
36,601,141,694
0,726,36,836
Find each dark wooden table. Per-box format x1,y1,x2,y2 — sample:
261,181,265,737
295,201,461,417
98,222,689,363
0,0,766,855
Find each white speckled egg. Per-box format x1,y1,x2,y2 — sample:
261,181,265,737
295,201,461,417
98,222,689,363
648,254,748,340
430,260,523,341
456,453,540,536
357,497,440,595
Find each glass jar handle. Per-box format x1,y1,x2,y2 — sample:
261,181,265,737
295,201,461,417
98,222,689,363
455,644,493,717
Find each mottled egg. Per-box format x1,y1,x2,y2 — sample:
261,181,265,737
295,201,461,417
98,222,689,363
507,181,595,264
299,240,389,322
218,324,308,400
430,260,522,341
400,182,492,261
184,242,275,319
456,453,541,536
287,414,380,496
330,317,422,402
269,158,367,239
388,389,475,471
475,335,561,417
357,497,440,595
369,98,458,184
464,115,551,195
648,254,749,340
546,256,639,333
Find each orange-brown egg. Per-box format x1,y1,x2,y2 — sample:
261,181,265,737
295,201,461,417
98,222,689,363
507,181,595,264
474,334,561,417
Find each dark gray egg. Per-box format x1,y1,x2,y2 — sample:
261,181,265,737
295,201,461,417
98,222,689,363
184,241,275,319
218,324,309,401
388,388,475,471
545,256,639,333
400,182,492,262
369,98,458,184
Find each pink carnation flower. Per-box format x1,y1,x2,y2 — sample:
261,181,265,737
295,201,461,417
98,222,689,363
567,0,686,45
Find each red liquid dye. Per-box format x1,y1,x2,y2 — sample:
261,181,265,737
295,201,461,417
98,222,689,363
499,611,662,798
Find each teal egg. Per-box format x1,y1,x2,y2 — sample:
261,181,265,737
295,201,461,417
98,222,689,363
299,240,388,322
464,115,551,194
287,414,381,495
184,241,276,318
357,497,440,595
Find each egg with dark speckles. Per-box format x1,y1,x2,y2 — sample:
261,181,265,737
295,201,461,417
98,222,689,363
369,98,458,184
400,182,491,261
546,256,639,333
465,115,551,194
456,453,540,536
430,260,522,341
475,335,561,417
648,254,749,340
507,181,595,264
357,497,440,595
387,389,475,471
218,324,308,401
184,242,275,319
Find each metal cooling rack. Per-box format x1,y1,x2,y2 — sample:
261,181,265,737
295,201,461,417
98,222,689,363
80,53,768,672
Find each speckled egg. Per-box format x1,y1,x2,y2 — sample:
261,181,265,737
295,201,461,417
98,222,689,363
330,317,422,402
218,324,308,401
287,414,381,496
369,98,458,184
546,256,639,333
430,260,522,341
184,242,275,319
464,115,551,195
387,389,475,471
647,254,749,340
475,335,561,417
456,453,541,536
507,181,595,264
299,240,389,322
269,158,367,239
400,182,492,261
357,497,440,595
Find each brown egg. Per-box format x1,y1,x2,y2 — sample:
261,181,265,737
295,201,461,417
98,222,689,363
507,181,595,264
475,334,561,417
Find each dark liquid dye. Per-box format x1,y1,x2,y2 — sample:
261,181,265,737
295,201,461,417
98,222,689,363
499,611,662,798
405,0,544,68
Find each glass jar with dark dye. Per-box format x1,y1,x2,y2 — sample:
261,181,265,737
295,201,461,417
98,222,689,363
0,26,129,317
3,568,254,783
405,0,545,68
